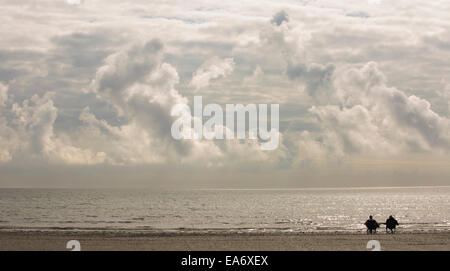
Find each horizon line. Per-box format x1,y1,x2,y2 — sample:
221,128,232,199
0,185,449,190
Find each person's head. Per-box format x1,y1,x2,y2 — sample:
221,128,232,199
369,215,373,219
389,215,393,219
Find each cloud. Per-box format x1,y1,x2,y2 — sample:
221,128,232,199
346,11,370,18
368,0,382,5
0,82,12,162
87,39,198,163
287,62,336,100
86,40,285,167
243,65,264,85
439,83,450,114
271,10,289,26
0,0,450,186
189,57,235,90
0,38,288,168
85,40,285,167
0,86,105,165
0,82,7,107
423,29,450,51
261,11,336,102
67,0,83,5
1,39,190,166
300,62,450,161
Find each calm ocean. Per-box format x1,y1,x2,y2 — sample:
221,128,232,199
0,187,449,233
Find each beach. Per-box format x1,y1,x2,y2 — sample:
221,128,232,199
0,230,449,251
1,188,449,251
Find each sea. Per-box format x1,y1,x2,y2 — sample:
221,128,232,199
0,186,449,234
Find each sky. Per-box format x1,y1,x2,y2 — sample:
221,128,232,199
0,0,449,188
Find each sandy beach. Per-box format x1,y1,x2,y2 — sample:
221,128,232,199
0,230,448,251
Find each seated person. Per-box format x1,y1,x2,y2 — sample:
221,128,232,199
364,215,380,234
385,215,399,233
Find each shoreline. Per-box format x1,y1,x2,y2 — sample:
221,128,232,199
0,230,449,251
1,226,449,235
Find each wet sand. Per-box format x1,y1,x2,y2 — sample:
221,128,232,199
0,230,449,251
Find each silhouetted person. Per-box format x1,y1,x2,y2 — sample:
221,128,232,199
364,215,379,234
385,215,399,234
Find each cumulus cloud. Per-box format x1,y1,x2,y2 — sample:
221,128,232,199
85,40,287,166
1,0,450,186
258,10,449,162
189,57,235,90
300,62,450,161
0,86,105,165
262,11,336,102
87,40,197,163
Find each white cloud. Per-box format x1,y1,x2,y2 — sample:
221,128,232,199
0,0,449,186
300,62,450,161
189,57,235,90
84,40,285,167
0,87,105,165
86,40,196,164
67,0,83,5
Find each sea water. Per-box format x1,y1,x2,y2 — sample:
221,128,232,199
0,186,449,233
